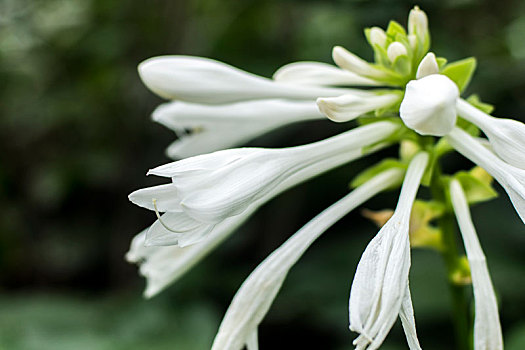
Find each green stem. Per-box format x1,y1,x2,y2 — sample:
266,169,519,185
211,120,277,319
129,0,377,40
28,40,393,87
430,163,471,350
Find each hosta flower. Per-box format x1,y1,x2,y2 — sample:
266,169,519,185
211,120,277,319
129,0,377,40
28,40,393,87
349,152,428,350
450,180,503,350
128,6,523,349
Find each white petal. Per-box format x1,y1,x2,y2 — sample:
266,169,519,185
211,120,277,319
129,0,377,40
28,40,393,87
212,168,405,350
332,46,393,81
128,183,181,212
317,92,401,122
369,27,387,48
456,98,525,169
273,61,379,86
138,56,356,103
400,74,459,136
449,180,503,350
447,127,525,223
349,152,428,349
416,52,439,79
399,285,423,350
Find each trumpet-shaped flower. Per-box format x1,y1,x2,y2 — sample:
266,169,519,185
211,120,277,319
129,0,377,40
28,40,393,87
211,168,405,350
456,98,525,169
449,179,503,350
447,127,525,223
129,121,399,246
349,152,428,350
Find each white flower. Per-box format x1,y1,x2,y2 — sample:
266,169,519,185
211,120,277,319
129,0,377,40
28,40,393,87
369,27,387,48
449,179,503,350
272,61,380,86
349,152,428,350
211,168,405,350
456,98,525,169
151,99,323,159
127,146,382,295
446,127,525,223
138,56,360,104
316,92,402,122
400,74,459,136
129,121,400,246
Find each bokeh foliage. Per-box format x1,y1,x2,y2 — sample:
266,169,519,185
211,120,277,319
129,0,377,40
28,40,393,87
1,0,525,349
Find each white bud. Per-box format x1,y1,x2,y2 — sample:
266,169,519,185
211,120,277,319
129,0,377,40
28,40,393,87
387,42,408,62
408,6,428,39
408,34,417,49
369,27,387,47
400,74,459,136
416,52,439,79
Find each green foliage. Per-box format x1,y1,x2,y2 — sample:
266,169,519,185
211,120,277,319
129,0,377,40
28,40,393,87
441,57,477,92
350,158,406,189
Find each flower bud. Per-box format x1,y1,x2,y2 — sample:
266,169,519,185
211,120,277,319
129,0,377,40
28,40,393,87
369,27,387,47
416,52,439,79
387,42,408,62
400,74,459,136
408,6,428,39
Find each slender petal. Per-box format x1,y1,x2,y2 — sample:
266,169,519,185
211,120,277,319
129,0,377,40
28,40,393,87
273,61,379,86
399,285,423,350
400,74,459,136
447,127,525,223
211,168,405,350
138,56,364,104
317,92,401,122
127,147,387,296
151,99,324,159
456,98,525,169
349,152,428,350
449,179,503,350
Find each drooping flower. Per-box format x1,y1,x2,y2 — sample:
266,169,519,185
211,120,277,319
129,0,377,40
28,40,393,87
349,152,428,350
449,179,503,350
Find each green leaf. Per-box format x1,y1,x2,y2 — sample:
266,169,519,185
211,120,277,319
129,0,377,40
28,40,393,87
350,159,406,189
436,57,448,69
466,94,495,114
441,57,477,92
454,167,498,204
386,20,407,40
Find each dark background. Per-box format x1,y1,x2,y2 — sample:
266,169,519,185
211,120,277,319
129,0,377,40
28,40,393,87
1,0,525,349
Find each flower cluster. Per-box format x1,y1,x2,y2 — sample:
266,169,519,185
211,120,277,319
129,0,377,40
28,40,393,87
127,6,522,349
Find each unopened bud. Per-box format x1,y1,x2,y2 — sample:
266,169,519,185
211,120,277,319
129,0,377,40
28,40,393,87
387,42,408,62
400,74,459,136
408,6,428,39
369,27,387,47
416,52,439,79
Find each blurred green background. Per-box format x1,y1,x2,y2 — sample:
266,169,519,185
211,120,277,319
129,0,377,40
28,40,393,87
1,0,525,349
